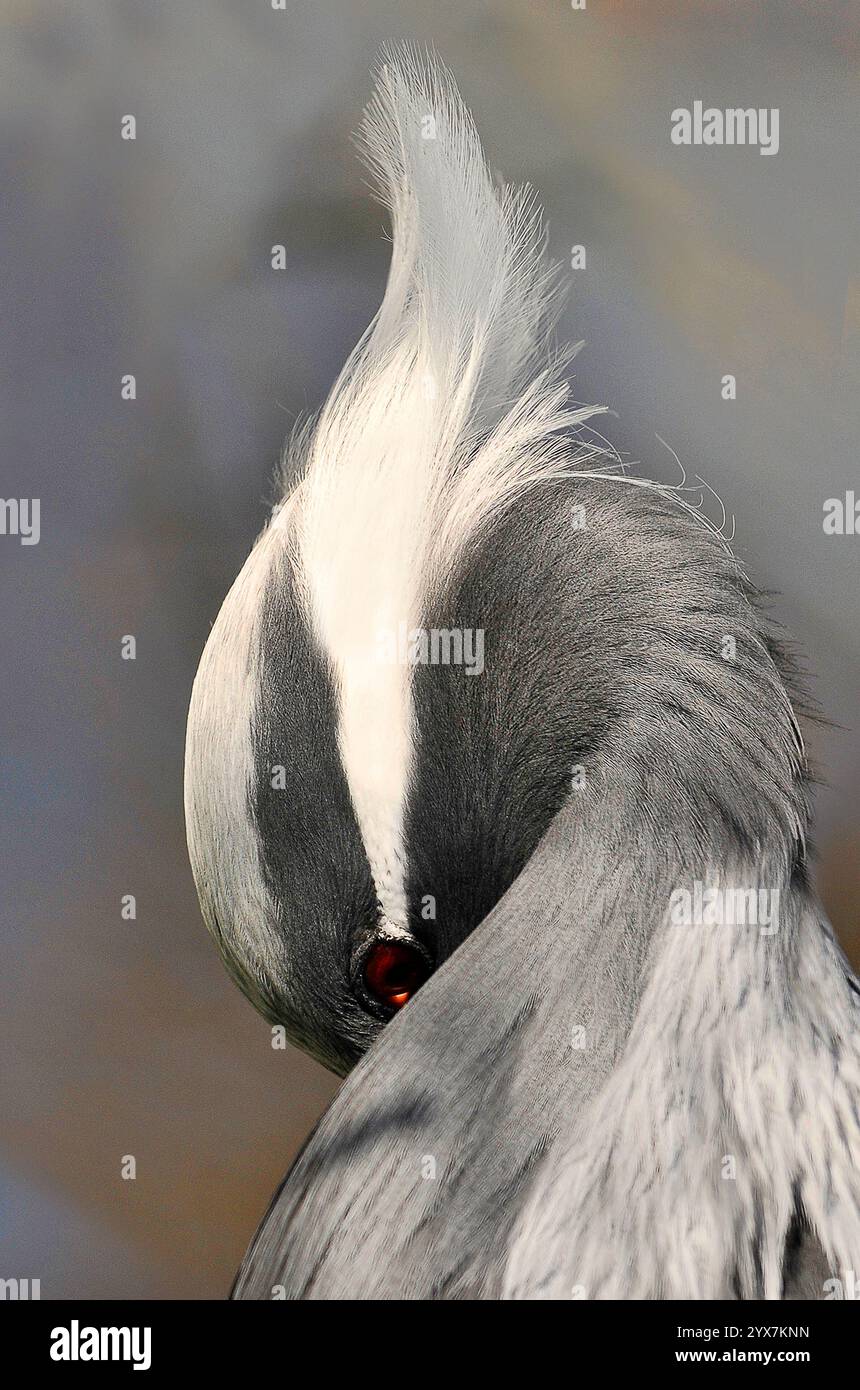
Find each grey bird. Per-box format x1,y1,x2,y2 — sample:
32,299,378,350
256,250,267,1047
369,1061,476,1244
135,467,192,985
184,47,860,1300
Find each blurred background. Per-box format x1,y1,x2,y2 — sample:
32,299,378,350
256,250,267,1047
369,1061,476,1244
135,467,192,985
1,0,858,1297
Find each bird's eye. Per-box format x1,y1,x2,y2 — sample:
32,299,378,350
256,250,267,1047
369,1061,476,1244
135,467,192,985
362,939,430,1010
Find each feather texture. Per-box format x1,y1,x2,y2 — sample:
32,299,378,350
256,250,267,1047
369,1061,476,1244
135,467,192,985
185,48,860,1295
293,46,607,930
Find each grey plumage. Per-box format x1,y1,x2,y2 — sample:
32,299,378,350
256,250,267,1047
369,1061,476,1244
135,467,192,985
184,48,860,1300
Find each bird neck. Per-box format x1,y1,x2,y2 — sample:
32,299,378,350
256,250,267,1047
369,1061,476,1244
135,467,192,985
233,780,860,1300
501,786,860,1298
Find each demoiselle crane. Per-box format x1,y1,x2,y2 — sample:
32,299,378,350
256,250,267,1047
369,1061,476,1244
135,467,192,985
184,47,860,1300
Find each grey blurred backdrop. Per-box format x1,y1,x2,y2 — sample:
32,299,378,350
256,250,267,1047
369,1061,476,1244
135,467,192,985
1,0,858,1297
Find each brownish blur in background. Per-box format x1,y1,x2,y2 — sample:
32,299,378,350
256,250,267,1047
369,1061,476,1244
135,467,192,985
1,0,858,1296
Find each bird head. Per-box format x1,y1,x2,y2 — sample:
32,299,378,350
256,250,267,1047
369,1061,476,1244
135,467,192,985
184,48,806,1081
184,48,615,1073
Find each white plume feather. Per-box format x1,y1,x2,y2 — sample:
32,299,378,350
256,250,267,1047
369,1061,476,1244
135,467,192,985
289,46,607,925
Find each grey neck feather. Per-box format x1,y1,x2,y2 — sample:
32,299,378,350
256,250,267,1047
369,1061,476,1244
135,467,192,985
233,774,858,1300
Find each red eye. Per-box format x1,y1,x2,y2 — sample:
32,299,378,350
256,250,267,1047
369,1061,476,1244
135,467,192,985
363,941,430,1009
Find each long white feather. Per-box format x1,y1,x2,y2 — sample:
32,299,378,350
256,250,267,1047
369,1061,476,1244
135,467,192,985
292,46,607,920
